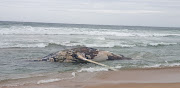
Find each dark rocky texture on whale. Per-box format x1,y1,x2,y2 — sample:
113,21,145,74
41,47,131,63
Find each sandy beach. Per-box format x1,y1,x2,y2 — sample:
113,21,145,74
85,83,180,88
1,67,180,88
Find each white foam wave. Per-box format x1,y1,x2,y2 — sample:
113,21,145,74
148,42,177,46
37,72,76,84
1,41,177,48
95,37,106,40
114,65,122,69
143,64,162,68
78,67,108,72
166,63,180,67
143,63,180,68
0,43,47,48
16,43,47,48
117,44,136,48
152,33,180,37
58,40,136,48
54,41,177,48
37,78,61,84
1,26,180,37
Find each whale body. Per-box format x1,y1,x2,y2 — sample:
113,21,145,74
40,47,131,63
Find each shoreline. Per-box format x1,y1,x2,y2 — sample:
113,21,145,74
1,66,180,88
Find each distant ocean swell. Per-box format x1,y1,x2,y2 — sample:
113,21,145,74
0,26,180,37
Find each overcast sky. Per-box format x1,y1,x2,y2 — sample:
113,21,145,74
0,0,180,27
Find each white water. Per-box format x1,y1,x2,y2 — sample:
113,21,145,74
1,26,180,37
37,72,76,84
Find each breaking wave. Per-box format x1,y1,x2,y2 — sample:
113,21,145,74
143,63,180,68
147,42,178,47
0,26,180,37
0,41,178,48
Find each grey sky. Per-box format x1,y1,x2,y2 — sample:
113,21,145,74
0,0,180,27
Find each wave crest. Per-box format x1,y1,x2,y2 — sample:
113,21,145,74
147,42,178,47
0,26,180,37
0,41,178,48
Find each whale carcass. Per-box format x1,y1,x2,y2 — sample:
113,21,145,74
40,47,131,63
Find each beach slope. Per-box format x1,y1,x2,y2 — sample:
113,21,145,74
1,67,180,88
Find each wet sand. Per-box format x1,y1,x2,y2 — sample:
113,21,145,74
1,67,180,88
85,83,180,88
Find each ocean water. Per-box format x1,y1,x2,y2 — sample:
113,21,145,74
0,21,180,83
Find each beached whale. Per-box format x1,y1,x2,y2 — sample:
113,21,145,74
38,47,131,63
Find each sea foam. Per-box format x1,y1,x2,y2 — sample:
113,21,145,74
143,63,180,68
148,42,177,46
78,67,108,72
37,72,76,84
1,25,180,37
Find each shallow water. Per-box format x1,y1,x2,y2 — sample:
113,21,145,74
0,21,180,81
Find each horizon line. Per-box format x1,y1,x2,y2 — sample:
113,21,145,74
0,20,179,28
